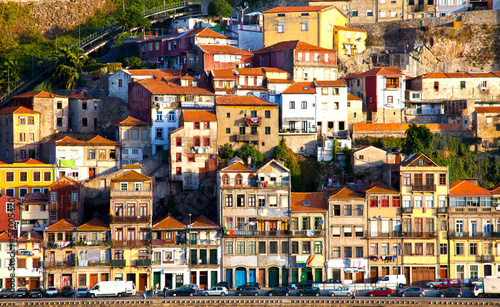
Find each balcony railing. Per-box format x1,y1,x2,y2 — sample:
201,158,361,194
402,231,437,238
221,180,290,188
113,240,149,247
365,231,403,238
437,207,448,214
77,260,110,267
151,239,186,246
402,207,413,214
44,242,73,249
111,215,150,223
449,232,500,239
110,259,126,267
73,240,112,247
449,207,495,213
411,184,436,192
236,134,259,142
477,255,495,262
136,259,151,266
45,261,74,268
227,229,324,237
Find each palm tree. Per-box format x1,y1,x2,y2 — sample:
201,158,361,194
52,44,88,89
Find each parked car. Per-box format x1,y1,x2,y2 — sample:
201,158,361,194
236,286,260,296
426,278,449,288
435,278,461,290
214,282,230,289
75,287,89,298
201,286,228,296
29,288,43,298
0,289,13,298
179,284,199,291
45,287,59,297
298,287,321,297
60,286,73,297
236,282,260,291
367,287,394,297
14,287,29,298
267,287,290,296
399,287,425,297
437,288,462,298
294,281,314,290
169,287,197,296
468,278,482,290
328,286,352,297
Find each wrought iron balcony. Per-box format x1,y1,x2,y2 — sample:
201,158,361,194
402,231,437,238
227,229,324,237
437,207,448,214
113,240,149,247
402,207,413,214
110,259,126,267
411,184,436,192
448,231,500,239
477,255,494,262
136,259,151,266
365,231,403,238
111,215,150,223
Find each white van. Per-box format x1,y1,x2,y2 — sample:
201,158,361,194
376,275,407,289
89,281,136,297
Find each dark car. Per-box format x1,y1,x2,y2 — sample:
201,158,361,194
298,287,321,297
437,288,462,298
14,287,29,298
399,287,425,297
236,286,260,296
44,286,59,297
294,281,314,290
215,282,230,289
60,286,73,297
29,288,43,298
169,287,197,297
0,289,13,298
75,287,89,298
435,278,461,290
236,282,260,291
267,287,290,296
367,287,394,297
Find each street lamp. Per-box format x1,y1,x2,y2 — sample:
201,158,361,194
237,2,249,29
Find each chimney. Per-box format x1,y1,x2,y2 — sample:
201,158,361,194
247,156,252,166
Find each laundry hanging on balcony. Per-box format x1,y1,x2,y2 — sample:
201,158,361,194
59,159,76,167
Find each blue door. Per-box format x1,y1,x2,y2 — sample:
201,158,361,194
235,269,247,288
249,269,256,283
226,269,233,289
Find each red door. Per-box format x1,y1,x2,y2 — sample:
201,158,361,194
90,274,98,288
89,167,95,179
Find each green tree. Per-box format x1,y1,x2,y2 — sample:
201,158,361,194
116,8,151,31
401,123,434,155
52,44,88,89
236,144,264,165
274,139,287,159
219,143,235,162
207,0,233,18
125,56,142,68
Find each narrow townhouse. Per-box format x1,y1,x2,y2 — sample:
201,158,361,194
109,116,152,165
0,232,13,288
21,192,49,233
17,230,43,290
44,220,77,289
0,159,55,199
47,176,82,225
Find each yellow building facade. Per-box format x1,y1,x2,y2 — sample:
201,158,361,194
333,26,367,56
263,6,348,49
0,159,55,199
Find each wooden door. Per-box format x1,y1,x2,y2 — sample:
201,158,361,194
404,267,411,285
101,273,109,282
440,266,448,279
89,167,95,179
29,278,38,290
259,269,266,288
90,274,98,288
138,274,147,291
355,272,364,283
370,267,378,283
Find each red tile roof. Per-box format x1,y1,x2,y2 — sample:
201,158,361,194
334,25,366,33
315,80,347,87
449,180,492,196
261,67,290,74
0,161,6,165
266,79,294,83
22,191,48,203
216,95,278,106
182,110,217,122
0,106,40,115
211,69,236,79
111,170,151,182
348,94,363,100
127,69,180,79
222,161,255,172
136,78,214,96
190,215,219,228
234,68,266,76
291,192,327,211
112,116,149,126
345,67,403,79
186,27,227,39
18,230,42,242
19,158,46,165
475,107,500,113
420,72,500,79
0,231,11,242
358,181,399,194
328,187,365,199
46,136,86,146
45,219,77,231
264,6,332,13
198,44,253,55
83,135,121,146
76,218,109,231
153,215,186,230
254,40,331,54
14,91,65,99
489,183,500,194
282,82,316,94
49,176,80,188
67,91,94,99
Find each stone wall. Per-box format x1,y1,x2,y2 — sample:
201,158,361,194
279,133,317,156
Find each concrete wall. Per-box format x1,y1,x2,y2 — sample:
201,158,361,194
279,133,317,156
238,30,263,52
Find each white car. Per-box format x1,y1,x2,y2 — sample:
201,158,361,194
328,286,352,297
201,286,228,296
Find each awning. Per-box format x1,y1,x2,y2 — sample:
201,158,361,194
59,159,76,167
284,117,314,121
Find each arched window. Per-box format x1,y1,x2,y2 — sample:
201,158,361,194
222,174,230,186
235,174,243,186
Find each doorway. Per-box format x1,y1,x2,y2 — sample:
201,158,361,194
89,167,95,179
165,273,173,289
199,271,208,290
269,267,279,288
259,269,266,287
138,274,147,291
370,267,378,283
90,274,98,288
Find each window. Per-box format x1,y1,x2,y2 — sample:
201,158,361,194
203,137,210,147
292,242,299,254
381,196,389,207
236,195,245,207
225,242,233,254
194,122,200,130
392,196,400,207
332,226,340,237
194,137,200,147
460,81,466,89
380,10,386,17
277,23,284,33
344,205,352,216
343,226,352,237
455,242,464,255
440,243,447,255
301,101,307,109
381,243,389,255
355,226,363,237
239,127,245,135
370,196,378,207
6,172,14,182
289,101,295,109
425,196,434,208
415,243,423,255
439,174,446,185
28,116,34,125
236,242,245,254
355,205,363,216
332,247,341,258
225,195,233,207
403,243,411,255
265,127,271,135
367,9,373,16
301,22,308,31
19,116,26,125
344,246,352,258
176,153,182,162
176,167,182,175
156,128,163,140
434,81,439,90
249,241,256,254
470,264,479,279
484,243,493,255
226,128,230,134
259,241,266,254
403,173,411,185
265,110,270,118
57,118,63,126
302,242,311,254
176,137,182,147
371,243,378,255
20,172,27,182
414,196,422,208
332,205,341,216
269,241,278,254
469,242,477,255
351,10,358,17
282,241,289,254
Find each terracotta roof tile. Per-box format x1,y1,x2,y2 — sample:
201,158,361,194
126,69,180,79
291,192,327,211
45,219,77,231
358,182,399,194
76,218,109,231
67,91,94,99
46,136,86,145
475,107,500,113
261,67,290,73
315,80,347,87
468,72,498,78
136,78,214,96
282,81,316,94
238,86,268,91
112,116,149,126
211,69,236,79
0,106,40,115
190,215,219,228
222,161,255,172
18,158,46,165
214,88,236,94
186,27,227,39
234,68,266,76
334,25,366,33
445,72,472,78
22,191,48,203
18,230,42,242
254,40,330,54
264,6,332,13
14,91,65,99
328,187,365,199
216,95,278,106
0,161,6,165
111,170,151,182
266,79,293,83
0,231,11,242
489,182,500,194
348,94,363,100
182,110,217,122
198,44,253,55
153,215,186,230
449,180,492,196
49,176,80,188
83,135,120,146
345,67,403,79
